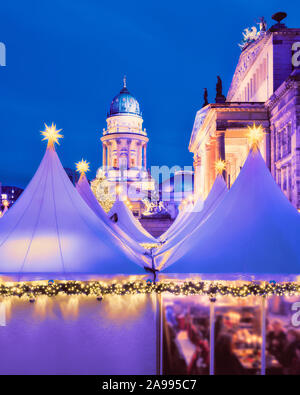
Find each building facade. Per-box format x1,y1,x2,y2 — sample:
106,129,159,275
189,15,300,208
94,78,155,217
0,184,23,210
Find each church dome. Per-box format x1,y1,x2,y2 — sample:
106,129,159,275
109,78,142,117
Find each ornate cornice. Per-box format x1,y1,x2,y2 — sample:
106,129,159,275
189,103,267,154
227,32,271,101
266,74,300,111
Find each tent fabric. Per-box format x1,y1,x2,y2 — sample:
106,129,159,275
76,173,147,255
0,145,147,278
155,175,227,255
157,149,300,278
108,198,157,244
158,203,193,242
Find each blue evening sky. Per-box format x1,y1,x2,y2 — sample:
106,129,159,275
0,0,299,187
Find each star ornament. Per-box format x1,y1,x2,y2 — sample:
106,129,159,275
215,159,226,175
41,123,63,147
247,123,265,151
75,159,90,175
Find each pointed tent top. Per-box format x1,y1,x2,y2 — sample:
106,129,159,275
108,198,157,244
76,173,148,257
0,139,146,279
156,173,227,254
41,123,63,149
159,148,300,279
75,159,90,177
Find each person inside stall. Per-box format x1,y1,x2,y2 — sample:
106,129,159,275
267,320,286,362
281,329,300,374
289,343,300,375
165,305,179,332
215,315,224,343
187,334,209,375
215,334,245,375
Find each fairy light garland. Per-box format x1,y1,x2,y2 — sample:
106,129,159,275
0,280,299,300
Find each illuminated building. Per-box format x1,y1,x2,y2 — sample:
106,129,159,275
189,13,300,208
0,184,23,209
94,77,155,217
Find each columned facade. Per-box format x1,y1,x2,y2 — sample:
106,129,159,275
190,103,269,199
189,19,300,208
95,79,155,217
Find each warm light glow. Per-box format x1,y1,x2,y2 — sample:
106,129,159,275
2,200,9,208
116,185,123,194
75,159,90,175
247,123,265,150
41,123,63,147
215,159,226,175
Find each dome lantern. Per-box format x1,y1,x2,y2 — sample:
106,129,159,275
109,77,142,117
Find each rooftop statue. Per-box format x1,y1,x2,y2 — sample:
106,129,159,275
215,76,226,103
203,88,208,107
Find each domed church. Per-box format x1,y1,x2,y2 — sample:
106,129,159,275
96,77,155,217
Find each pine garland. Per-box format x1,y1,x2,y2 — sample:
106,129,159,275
0,279,299,300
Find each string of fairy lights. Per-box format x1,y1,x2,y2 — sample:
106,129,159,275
0,280,300,301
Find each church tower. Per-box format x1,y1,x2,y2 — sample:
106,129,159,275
95,77,154,217
101,77,149,171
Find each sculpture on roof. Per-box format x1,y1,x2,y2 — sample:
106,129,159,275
215,76,226,103
203,88,208,107
238,17,266,50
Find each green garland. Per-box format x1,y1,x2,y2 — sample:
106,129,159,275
0,280,300,300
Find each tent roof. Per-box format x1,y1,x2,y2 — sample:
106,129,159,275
159,203,193,242
108,198,157,244
156,175,227,255
159,149,300,279
76,173,148,255
0,145,147,279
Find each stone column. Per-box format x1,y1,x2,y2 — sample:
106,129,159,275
193,154,202,199
216,131,226,180
210,137,216,186
143,143,147,170
216,131,225,161
204,145,211,198
107,142,112,168
116,139,121,169
102,143,107,168
137,142,142,168
127,139,132,168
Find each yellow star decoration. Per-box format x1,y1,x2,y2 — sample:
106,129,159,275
215,159,226,175
41,123,63,147
247,123,265,150
75,159,90,175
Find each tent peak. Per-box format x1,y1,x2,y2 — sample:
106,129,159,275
41,123,63,149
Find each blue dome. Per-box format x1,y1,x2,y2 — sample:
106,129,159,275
109,85,141,117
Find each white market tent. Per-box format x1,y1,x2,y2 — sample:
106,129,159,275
76,171,147,255
156,149,300,279
108,197,157,244
156,174,228,255
0,133,147,279
158,202,194,242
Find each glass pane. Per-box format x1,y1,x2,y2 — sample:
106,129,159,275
162,295,210,375
214,296,262,375
266,295,300,375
